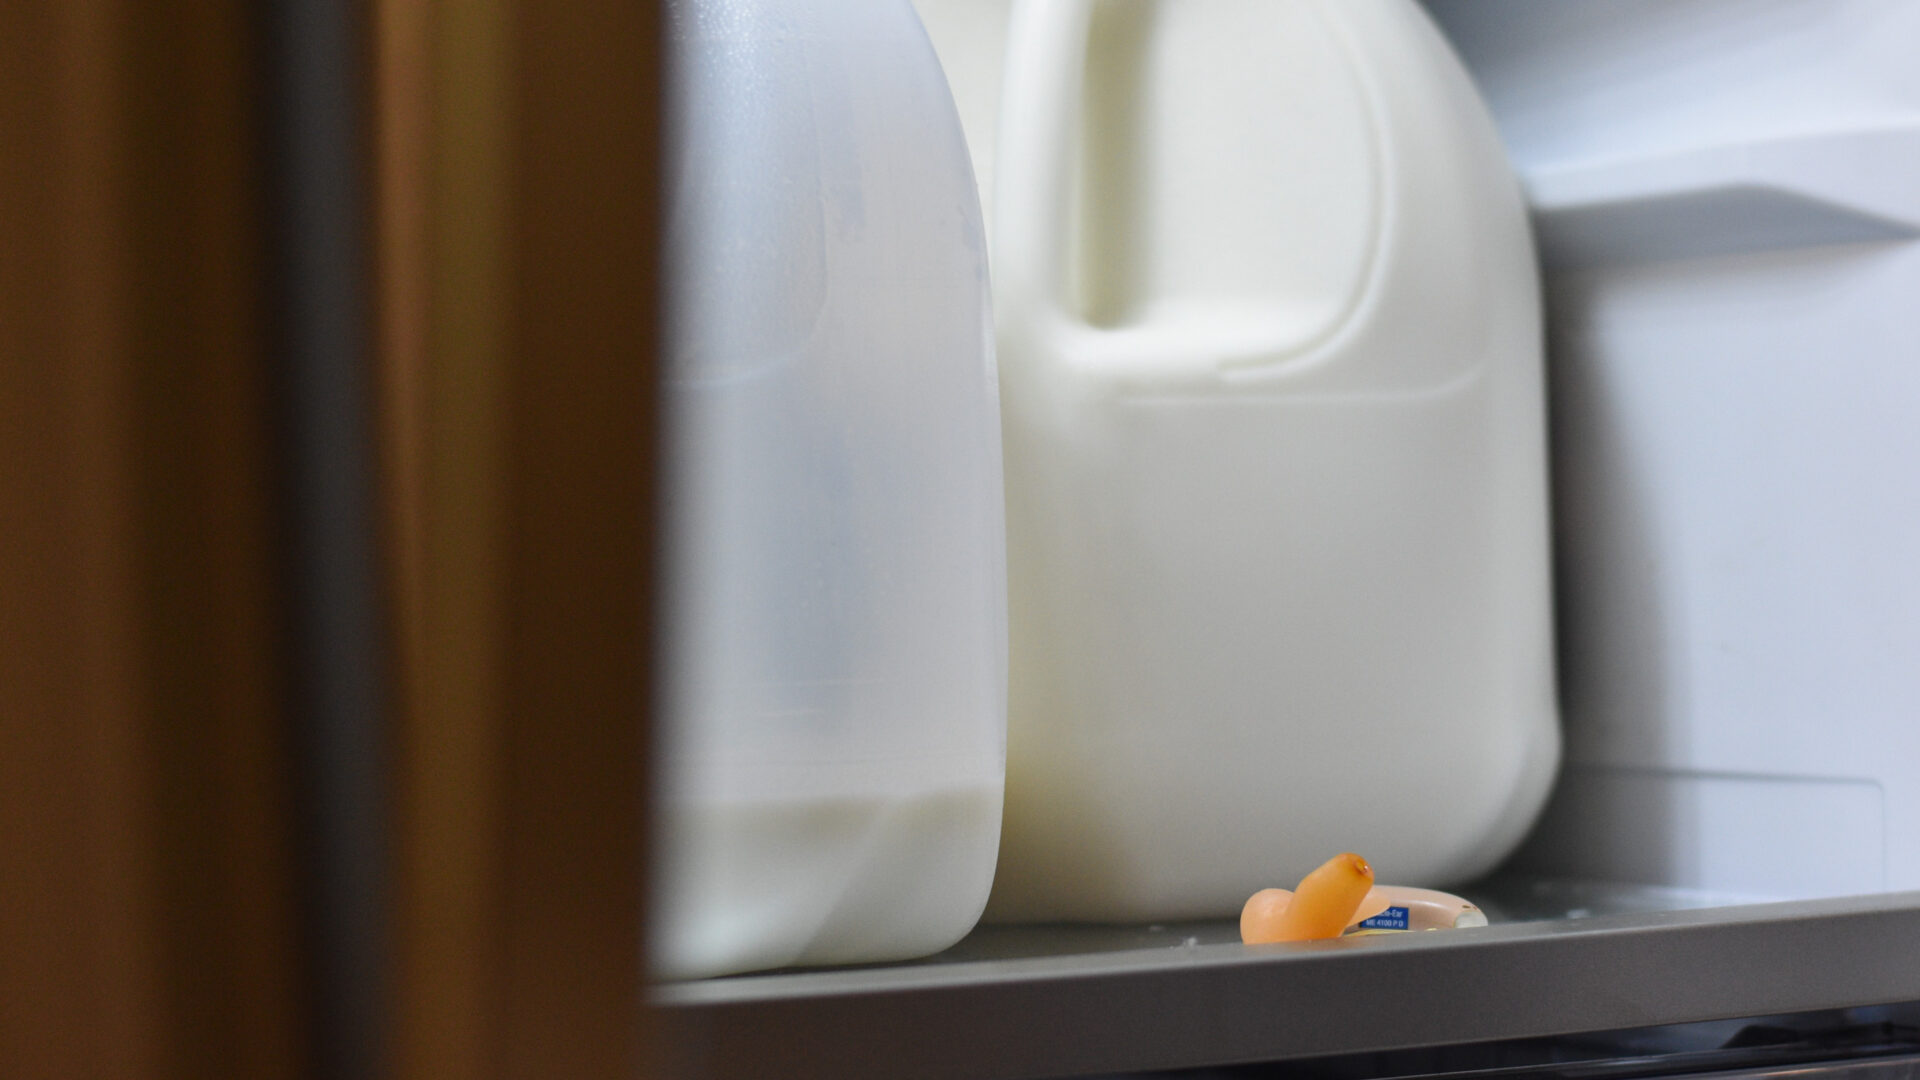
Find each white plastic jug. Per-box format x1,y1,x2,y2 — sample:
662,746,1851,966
653,0,1006,976
940,0,1561,921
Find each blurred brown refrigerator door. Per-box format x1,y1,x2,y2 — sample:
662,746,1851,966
372,0,663,1078
1,0,664,1076
1,1,309,1076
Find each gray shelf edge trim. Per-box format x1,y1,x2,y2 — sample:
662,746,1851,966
656,892,1920,1080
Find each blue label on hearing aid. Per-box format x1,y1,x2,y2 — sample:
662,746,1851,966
1358,906,1410,931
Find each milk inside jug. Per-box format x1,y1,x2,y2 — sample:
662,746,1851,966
913,0,1561,921
653,0,1007,977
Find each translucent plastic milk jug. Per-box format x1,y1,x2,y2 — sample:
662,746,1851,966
920,0,1561,921
654,0,1006,976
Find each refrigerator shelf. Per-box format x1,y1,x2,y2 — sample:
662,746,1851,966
655,881,1920,1080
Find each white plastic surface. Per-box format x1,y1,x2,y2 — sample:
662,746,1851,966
653,0,1007,977
957,0,1559,922
910,0,1014,244
1425,0,1920,901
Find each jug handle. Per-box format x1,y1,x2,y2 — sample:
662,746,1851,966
994,0,1394,383
993,0,1097,340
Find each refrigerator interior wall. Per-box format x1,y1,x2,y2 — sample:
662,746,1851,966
1422,0,1920,900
